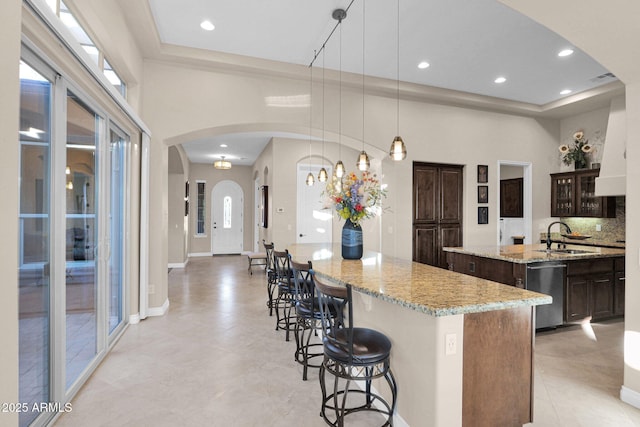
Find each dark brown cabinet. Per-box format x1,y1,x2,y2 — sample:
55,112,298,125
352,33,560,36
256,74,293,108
500,178,523,218
564,258,622,323
550,169,615,218
413,162,463,269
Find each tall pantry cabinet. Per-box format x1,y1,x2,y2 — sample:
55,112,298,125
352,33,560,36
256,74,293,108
413,162,464,268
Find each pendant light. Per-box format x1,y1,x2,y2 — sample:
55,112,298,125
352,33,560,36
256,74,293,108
318,48,328,183
306,170,315,186
214,156,232,170
306,62,315,186
334,9,346,179
389,0,407,161
357,0,370,172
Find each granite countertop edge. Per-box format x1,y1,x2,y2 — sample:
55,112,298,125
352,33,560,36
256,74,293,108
443,243,625,264
315,270,552,317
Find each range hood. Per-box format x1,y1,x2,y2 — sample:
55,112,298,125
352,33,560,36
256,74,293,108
595,96,626,196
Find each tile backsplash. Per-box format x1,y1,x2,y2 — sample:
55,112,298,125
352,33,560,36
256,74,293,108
542,196,626,243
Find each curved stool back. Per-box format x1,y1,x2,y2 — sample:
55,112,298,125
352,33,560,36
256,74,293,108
290,259,324,380
273,249,296,341
263,241,276,316
315,276,398,427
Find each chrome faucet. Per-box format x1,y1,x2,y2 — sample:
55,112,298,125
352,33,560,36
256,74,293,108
546,221,572,250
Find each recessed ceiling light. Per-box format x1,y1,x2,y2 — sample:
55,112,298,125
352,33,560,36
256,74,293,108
220,144,228,148
494,76,506,84
417,61,430,69
558,49,574,57
200,20,215,31
560,89,572,95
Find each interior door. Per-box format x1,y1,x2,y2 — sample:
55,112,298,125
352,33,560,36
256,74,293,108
212,180,244,254
296,164,332,244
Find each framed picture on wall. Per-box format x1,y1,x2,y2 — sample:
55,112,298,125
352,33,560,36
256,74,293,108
478,206,488,224
477,165,488,183
477,185,488,203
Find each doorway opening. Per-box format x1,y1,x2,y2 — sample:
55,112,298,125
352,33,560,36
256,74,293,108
497,161,532,246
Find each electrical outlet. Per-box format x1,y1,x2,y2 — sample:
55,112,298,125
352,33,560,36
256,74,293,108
445,333,457,355
596,224,602,232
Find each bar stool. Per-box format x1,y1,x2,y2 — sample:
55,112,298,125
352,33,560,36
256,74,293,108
263,241,276,316
290,259,325,381
314,276,398,427
273,249,296,341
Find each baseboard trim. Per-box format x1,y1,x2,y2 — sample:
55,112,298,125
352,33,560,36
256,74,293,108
129,313,141,324
621,385,640,409
147,298,170,317
188,252,213,257
168,260,188,269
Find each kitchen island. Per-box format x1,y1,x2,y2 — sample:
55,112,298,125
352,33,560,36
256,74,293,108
444,244,625,327
288,243,551,427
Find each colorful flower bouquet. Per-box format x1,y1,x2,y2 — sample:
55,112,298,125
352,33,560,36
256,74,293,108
325,171,386,226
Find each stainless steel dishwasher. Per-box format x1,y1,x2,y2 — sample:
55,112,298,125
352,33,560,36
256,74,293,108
526,262,566,329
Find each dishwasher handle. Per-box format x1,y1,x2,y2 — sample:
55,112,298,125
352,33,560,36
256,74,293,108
527,264,566,270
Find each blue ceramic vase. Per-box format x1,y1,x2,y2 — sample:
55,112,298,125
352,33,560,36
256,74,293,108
341,219,363,260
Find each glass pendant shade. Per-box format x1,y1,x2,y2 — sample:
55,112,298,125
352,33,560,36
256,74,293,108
318,168,328,182
389,136,407,161
306,172,315,186
357,151,370,172
335,160,345,178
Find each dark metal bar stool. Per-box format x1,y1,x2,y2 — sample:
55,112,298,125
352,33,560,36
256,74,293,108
315,276,398,427
290,259,325,381
273,249,296,341
263,240,276,316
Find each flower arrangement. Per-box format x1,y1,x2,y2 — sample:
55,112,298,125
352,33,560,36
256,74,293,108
325,171,386,226
559,130,593,168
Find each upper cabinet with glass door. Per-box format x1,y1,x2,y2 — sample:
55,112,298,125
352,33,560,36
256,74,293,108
550,169,616,218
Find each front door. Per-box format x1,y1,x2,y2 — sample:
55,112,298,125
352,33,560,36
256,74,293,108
211,180,244,254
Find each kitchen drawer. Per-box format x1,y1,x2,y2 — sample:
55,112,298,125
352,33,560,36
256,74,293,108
566,258,614,276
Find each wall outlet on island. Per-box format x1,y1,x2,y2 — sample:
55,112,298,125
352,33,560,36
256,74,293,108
596,224,602,232
445,333,457,356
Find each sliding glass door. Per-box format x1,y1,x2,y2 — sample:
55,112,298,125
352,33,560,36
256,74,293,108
108,127,127,335
18,60,53,427
18,48,130,426
65,92,99,389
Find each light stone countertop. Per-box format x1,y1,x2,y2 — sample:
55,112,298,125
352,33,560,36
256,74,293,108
444,243,625,264
288,243,551,317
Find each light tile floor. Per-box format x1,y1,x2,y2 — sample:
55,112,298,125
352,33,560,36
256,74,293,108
54,255,640,427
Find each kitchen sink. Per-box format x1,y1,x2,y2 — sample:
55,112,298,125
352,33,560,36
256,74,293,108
535,249,594,255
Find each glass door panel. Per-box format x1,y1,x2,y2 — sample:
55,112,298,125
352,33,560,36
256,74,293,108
65,92,98,389
108,128,125,334
18,61,52,427
576,171,601,216
551,175,574,217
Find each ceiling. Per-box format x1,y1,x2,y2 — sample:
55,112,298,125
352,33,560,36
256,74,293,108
147,0,617,165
